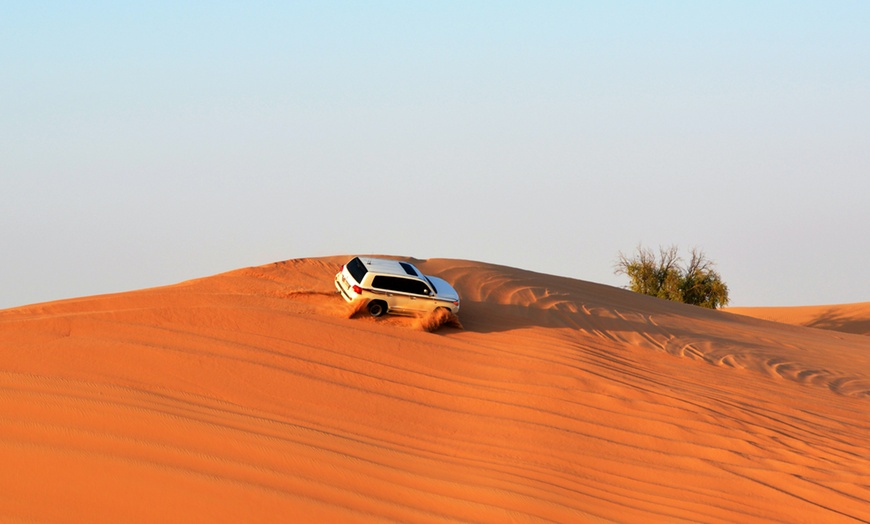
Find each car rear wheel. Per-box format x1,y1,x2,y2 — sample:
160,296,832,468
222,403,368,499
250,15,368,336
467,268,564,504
367,301,387,317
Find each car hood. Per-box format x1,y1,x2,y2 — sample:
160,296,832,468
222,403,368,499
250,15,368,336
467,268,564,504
427,276,460,302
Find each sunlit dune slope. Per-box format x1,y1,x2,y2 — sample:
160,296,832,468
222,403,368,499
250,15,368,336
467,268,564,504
728,302,870,337
2,256,869,523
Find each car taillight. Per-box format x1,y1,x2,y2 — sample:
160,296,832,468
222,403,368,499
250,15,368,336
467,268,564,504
353,285,362,294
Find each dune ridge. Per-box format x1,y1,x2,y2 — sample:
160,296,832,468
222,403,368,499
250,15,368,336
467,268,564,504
2,256,869,522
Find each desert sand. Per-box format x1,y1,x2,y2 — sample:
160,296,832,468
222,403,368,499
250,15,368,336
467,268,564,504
2,256,869,523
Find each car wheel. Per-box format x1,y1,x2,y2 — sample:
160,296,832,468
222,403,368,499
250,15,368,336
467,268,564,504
367,301,387,317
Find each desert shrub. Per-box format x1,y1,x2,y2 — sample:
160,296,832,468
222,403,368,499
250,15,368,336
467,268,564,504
615,245,730,309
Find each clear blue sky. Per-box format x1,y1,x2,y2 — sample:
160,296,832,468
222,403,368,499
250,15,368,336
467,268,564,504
2,1,868,309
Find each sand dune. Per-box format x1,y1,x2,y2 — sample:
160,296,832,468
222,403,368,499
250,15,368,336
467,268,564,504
2,256,869,523
728,303,870,337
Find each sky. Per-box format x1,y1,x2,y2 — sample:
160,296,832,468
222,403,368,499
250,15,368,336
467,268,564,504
2,1,869,309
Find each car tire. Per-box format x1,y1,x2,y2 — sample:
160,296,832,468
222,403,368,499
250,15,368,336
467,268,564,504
367,301,387,317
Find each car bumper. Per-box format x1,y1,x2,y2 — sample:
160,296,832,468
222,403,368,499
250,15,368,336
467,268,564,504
334,274,353,302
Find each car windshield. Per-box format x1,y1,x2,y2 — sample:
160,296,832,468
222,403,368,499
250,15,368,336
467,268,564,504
424,276,438,294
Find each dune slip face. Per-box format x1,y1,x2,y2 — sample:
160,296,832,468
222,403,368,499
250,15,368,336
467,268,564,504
2,256,869,523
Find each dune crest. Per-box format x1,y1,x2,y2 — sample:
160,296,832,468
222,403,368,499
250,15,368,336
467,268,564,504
728,302,870,337
2,256,869,522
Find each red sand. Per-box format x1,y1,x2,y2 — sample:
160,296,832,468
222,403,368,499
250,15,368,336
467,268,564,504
2,256,869,523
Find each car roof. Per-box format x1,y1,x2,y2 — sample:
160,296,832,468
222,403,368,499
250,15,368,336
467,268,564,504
355,257,423,278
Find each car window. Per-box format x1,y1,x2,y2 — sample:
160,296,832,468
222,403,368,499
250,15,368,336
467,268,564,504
410,280,432,296
371,275,399,292
347,257,368,284
372,275,431,296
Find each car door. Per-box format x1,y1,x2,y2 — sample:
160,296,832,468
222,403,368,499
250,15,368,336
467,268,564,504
370,276,432,313
393,277,434,313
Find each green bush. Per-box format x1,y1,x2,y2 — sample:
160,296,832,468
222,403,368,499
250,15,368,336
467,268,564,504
615,245,730,309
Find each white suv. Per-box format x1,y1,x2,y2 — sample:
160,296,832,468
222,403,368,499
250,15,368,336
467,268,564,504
334,256,461,317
